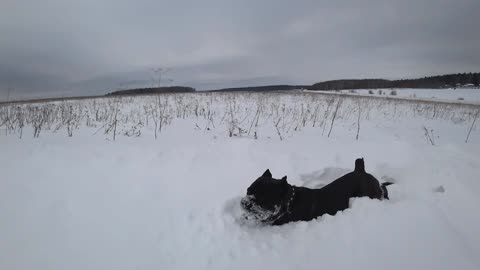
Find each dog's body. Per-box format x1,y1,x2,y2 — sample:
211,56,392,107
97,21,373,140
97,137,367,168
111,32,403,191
241,158,392,225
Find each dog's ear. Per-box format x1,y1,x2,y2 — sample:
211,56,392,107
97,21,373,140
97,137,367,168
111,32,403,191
262,169,272,178
279,176,289,193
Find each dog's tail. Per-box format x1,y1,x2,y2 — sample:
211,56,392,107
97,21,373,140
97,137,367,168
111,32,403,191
354,158,365,173
381,182,394,200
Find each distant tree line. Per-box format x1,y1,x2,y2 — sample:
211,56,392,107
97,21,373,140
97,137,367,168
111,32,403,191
105,72,479,96
207,73,479,92
208,85,307,92
307,73,480,90
307,79,391,90
106,86,196,96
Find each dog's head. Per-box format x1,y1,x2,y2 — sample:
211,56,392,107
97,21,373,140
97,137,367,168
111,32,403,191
241,169,289,222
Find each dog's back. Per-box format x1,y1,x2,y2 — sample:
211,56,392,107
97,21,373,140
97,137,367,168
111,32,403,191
286,158,387,223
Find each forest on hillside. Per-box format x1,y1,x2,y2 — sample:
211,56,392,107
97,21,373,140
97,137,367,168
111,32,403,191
307,73,480,90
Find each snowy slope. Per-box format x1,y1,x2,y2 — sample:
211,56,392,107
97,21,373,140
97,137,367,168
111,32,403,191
327,88,480,103
1,92,480,270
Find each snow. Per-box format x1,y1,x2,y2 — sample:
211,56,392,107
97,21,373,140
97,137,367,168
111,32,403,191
312,88,480,104
1,92,480,270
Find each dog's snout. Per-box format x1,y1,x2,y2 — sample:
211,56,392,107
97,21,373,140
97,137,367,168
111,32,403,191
241,195,256,210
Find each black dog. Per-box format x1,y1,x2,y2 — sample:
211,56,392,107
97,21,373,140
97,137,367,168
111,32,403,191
241,158,392,225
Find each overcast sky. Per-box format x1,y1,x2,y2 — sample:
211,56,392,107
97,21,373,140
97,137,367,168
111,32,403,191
1,0,479,99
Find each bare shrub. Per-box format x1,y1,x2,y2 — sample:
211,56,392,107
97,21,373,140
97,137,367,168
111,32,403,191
2,90,478,144
328,97,343,138
465,110,479,143
356,100,362,140
423,126,435,146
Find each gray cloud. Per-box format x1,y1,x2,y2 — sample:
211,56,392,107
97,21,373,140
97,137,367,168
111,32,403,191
1,0,479,99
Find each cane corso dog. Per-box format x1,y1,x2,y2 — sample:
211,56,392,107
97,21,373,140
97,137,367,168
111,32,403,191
241,158,392,225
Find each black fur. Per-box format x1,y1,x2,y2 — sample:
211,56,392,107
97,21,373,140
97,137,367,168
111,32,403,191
241,158,392,225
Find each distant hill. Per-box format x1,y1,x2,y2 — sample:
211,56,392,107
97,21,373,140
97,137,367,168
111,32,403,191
208,85,307,92
307,79,391,90
206,73,479,92
308,73,480,90
106,86,196,96
104,73,479,97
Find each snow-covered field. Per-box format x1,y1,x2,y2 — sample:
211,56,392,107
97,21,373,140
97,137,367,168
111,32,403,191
313,88,480,104
1,92,480,270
